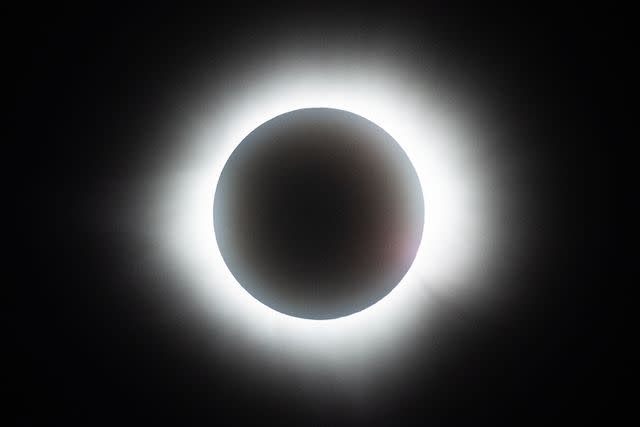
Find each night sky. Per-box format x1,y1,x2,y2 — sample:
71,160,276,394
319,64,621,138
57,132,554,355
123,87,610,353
15,3,615,425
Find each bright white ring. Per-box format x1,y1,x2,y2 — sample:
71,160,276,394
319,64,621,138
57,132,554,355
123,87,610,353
149,57,498,377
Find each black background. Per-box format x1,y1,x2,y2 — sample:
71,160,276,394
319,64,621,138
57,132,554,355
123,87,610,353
15,2,616,425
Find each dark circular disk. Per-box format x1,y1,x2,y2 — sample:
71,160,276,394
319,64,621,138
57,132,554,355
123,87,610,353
214,108,424,319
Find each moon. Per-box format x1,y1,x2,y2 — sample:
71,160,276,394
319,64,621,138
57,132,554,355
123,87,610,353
214,108,424,319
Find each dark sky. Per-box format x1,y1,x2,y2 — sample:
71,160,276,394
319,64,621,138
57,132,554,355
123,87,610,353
15,3,616,425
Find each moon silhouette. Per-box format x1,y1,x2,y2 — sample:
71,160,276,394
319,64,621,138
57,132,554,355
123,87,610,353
214,108,424,319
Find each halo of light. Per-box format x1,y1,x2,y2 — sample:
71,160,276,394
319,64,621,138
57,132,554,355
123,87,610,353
148,57,500,376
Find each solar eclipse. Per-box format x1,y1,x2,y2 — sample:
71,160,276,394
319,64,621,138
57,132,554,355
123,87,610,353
24,5,603,424
149,52,506,379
